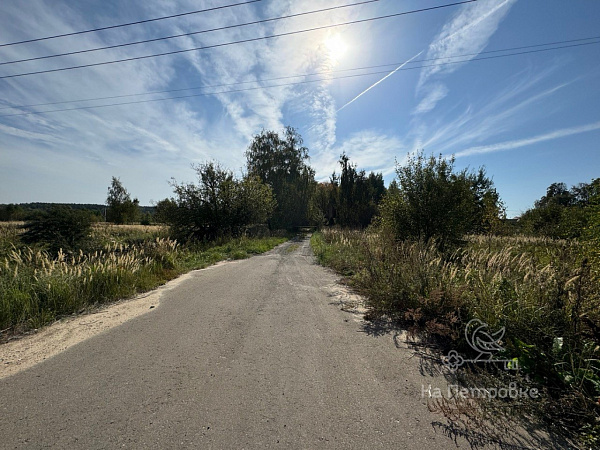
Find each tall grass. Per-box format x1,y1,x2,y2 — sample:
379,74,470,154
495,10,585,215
0,226,286,334
311,228,600,443
0,238,178,330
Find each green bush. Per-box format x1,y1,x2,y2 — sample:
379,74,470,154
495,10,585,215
106,177,140,224
519,178,600,239
378,152,502,251
21,206,93,253
168,163,276,242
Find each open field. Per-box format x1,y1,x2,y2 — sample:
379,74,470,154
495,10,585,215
0,221,166,230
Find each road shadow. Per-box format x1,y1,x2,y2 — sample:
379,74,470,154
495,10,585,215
355,318,576,450
429,420,565,450
360,319,397,338
317,257,578,449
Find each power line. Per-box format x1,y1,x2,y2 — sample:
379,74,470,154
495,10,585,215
0,70,417,117
2,38,598,118
1,34,598,112
0,0,476,80
0,0,262,48
0,0,380,67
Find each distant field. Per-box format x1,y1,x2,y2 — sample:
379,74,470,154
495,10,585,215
92,223,165,230
0,222,165,229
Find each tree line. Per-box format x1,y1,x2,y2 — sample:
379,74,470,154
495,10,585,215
12,126,508,251
14,124,597,252
518,179,600,239
147,127,510,250
0,201,154,223
152,127,392,241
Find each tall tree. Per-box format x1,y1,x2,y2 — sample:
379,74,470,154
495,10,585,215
246,127,315,229
520,178,599,239
106,177,139,224
336,154,385,228
535,182,574,208
310,182,338,226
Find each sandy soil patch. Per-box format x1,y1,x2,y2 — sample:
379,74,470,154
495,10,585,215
324,282,369,321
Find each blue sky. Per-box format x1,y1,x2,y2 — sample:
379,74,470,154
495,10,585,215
0,0,599,217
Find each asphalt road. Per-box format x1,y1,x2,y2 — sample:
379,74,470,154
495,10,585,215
0,238,557,449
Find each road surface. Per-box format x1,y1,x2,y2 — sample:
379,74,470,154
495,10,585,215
0,238,558,449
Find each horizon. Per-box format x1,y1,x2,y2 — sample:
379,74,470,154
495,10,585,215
0,174,595,220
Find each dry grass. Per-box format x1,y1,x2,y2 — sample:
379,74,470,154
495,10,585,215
311,228,600,445
0,224,286,336
0,221,25,228
92,223,167,232
0,237,180,332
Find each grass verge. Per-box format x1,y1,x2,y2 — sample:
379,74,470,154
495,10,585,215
311,229,600,447
0,227,286,336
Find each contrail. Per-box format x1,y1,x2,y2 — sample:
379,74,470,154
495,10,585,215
336,51,423,112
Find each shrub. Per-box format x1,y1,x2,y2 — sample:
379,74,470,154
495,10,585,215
167,162,275,242
378,152,502,250
21,206,92,253
519,178,600,239
140,213,152,226
311,229,600,443
106,177,140,224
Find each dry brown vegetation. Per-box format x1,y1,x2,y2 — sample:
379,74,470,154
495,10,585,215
311,228,600,446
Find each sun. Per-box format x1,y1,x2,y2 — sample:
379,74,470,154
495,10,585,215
324,34,348,63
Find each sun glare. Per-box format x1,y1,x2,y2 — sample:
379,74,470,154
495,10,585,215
324,34,348,62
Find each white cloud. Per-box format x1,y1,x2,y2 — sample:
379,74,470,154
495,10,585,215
0,123,64,145
411,0,516,116
0,0,381,202
412,83,449,115
307,87,337,151
415,69,571,156
312,130,404,181
418,0,517,89
454,121,600,158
